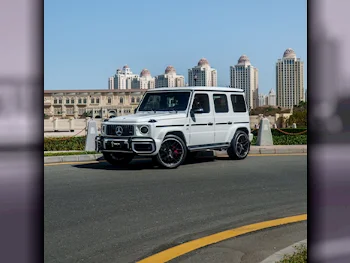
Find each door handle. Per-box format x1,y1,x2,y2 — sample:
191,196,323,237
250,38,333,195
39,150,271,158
208,122,213,126
228,121,232,125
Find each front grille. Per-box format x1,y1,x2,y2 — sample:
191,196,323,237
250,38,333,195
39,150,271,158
106,124,134,136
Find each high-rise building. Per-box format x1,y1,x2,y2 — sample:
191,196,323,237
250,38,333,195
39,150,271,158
230,55,259,110
155,66,185,88
268,88,276,106
188,58,217,87
109,65,140,90
305,89,307,102
258,94,268,107
276,48,305,108
108,77,114,90
109,65,155,90
138,69,155,89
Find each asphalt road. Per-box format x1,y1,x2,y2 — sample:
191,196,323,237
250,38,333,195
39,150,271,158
44,155,307,263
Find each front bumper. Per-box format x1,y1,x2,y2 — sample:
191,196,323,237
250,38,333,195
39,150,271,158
95,136,157,155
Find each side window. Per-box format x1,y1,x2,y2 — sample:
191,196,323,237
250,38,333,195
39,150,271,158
213,94,229,113
231,94,247,112
192,93,210,113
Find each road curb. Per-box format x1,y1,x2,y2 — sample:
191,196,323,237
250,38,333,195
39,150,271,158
44,146,307,164
44,154,103,164
215,146,306,157
259,239,307,263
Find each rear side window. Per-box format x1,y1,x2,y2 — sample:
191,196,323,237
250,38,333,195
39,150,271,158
231,94,247,112
213,94,229,113
192,93,210,113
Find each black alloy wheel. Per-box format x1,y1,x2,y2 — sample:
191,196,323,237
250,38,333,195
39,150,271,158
155,134,187,169
227,130,250,160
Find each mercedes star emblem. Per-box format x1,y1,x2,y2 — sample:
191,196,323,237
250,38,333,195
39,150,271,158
115,126,123,136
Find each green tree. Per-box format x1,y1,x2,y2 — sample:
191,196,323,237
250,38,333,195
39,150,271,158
80,111,92,118
288,110,307,128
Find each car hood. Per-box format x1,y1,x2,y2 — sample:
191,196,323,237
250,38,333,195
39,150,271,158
106,111,187,124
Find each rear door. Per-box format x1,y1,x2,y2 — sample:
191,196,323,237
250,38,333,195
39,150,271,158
230,93,249,124
213,93,231,143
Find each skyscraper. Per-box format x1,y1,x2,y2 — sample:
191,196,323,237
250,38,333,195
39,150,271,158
188,58,217,87
276,48,305,108
258,94,268,107
138,69,155,89
155,66,185,88
230,55,259,110
268,88,276,106
109,65,155,90
109,65,139,89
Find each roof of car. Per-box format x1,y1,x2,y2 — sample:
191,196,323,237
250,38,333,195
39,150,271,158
147,86,244,93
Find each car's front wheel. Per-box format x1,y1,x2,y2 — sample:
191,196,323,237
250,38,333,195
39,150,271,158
103,152,134,166
227,130,250,160
155,134,187,169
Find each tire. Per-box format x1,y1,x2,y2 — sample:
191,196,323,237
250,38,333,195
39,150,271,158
103,152,134,166
227,130,250,160
155,134,187,169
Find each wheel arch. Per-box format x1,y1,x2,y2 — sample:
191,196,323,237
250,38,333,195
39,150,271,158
164,131,187,145
226,125,250,142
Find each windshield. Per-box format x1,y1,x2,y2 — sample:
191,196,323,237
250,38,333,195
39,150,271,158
138,91,191,112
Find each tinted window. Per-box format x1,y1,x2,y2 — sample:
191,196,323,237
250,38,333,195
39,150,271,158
231,94,247,112
213,94,229,113
138,92,191,111
192,94,210,113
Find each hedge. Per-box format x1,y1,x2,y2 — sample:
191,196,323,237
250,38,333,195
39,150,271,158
278,244,307,263
251,135,307,145
251,128,307,136
45,131,307,152
44,137,86,151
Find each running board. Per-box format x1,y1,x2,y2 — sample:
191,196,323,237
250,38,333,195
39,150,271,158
188,143,230,152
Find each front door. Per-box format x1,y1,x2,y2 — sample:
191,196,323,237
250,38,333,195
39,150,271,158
188,92,215,147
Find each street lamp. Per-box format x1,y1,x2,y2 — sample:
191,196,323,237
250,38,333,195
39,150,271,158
194,74,198,86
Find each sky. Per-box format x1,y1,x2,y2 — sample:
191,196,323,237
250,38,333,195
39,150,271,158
44,0,307,95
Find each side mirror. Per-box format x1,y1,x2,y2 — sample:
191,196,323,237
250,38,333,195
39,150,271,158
134,107,138,114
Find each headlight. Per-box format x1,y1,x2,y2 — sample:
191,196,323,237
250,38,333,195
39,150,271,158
139,125,149,134
101,124,106,135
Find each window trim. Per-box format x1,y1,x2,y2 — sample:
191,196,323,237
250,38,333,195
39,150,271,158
213,93,229,113
231,94,247,113
192,93,211,114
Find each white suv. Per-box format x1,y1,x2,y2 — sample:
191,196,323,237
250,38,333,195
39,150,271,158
95,87,253,169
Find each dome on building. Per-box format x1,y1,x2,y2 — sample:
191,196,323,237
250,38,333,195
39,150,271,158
283,48,296,59
237,55,251,65
140,68,151,77
123,65,130,69
197,58,210,67
165,65,176,74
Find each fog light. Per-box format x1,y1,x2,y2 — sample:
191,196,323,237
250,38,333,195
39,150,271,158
140,126,149,134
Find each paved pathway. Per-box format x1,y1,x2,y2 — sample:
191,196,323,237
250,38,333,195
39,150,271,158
45,155,307,263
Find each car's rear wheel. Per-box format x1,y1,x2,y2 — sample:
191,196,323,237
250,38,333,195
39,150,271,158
103,152,134,166
155,135,187,169
227,130,250,160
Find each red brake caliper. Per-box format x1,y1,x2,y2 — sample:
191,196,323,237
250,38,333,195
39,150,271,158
172,146,179,156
